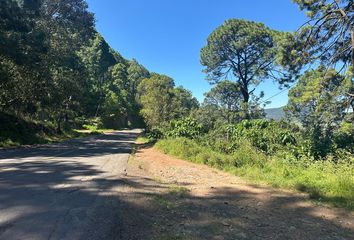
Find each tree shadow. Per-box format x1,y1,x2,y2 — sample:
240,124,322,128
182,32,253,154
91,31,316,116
116,175,354,240
0,131,139,160
0,131,353,239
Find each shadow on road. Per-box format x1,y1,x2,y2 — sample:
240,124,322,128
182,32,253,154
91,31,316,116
0,132,352,240
0,131,138,160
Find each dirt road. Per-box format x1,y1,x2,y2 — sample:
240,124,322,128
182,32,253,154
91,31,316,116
118,143,354,240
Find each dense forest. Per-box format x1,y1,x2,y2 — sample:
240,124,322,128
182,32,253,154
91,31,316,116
0,0,198,144
0,0,353,208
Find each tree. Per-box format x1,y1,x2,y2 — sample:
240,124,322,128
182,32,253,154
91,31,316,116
294,0,353,68
79,32,119,117
0,0,47,114
137,74,176,128
127,59,150,98
287,66,350,128
172,86,199,119
286,66,352,157
38,0,95,132
100,62,130,128
204,81,241,124
190,104,221,131
126,59,150,126
200,19,294,118
137,74,198,129
293,0,354,109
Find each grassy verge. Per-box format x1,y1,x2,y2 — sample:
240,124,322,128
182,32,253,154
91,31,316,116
0,128,113,149
155,138,354,210
0,112,114,148
135,136,151,144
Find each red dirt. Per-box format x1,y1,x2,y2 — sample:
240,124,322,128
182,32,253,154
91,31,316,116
116,144,354,240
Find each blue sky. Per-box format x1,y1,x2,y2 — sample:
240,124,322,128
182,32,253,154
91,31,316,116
87,0,308,108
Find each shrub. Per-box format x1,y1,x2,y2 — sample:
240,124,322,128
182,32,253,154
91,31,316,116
146,128,164,142
165,117,203,139
199,120,299,156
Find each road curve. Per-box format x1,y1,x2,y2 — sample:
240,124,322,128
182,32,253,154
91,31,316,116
0,129,141,240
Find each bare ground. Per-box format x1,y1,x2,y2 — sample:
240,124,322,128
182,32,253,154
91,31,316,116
114,143,354,240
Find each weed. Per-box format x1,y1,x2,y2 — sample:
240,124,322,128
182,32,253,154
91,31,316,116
156,138,354,210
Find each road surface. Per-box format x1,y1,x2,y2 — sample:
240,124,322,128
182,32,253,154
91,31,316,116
0,130,140,240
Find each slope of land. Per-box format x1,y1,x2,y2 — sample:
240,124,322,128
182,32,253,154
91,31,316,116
264,107,285,121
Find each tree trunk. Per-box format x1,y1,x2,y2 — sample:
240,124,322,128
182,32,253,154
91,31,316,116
240,85,250,119
240,87,249,103
351,29,354,68
57,116,62,134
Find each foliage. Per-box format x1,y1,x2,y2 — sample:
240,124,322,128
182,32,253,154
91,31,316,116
200,19,296,117
203,80,242,124
0,0,176,135
146,128,164,142
286,66,353,158
286,66,350,128
137,74,198,129
156,138,354,210
166,118,203,139
198,120,299,156
293,0,354,111
293,0,353,68
137,74,176,128
0,112,98,148
334,121,354,153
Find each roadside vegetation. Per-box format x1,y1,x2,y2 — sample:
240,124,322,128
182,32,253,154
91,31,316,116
1,0,353,210
0,0,196,147
139,1,353,210
0,112,113,148
155,119,353,210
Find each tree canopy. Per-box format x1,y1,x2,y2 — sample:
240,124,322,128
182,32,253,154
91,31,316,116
293,0,353,68
200,19,296,117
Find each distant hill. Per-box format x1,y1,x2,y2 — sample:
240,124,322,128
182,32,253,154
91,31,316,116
264,107,285,121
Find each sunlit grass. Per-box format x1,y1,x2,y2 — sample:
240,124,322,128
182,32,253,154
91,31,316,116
156,138,354,210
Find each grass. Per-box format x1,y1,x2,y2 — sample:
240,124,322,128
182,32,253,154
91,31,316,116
150,184,190,211
0,128,106,148
0,112,113,148
155,138,354,210
135,136,150,144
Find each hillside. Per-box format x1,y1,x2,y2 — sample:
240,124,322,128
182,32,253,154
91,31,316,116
264,107,285,120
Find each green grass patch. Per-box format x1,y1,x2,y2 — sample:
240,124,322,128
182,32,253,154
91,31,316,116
152,195,177,210
150,184,189,211
0,113,112,148
168,185,190,198
155,138,354,210
136,136,150,144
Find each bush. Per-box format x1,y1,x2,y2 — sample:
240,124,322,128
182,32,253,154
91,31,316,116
146,128,164,142
0,112,53,146
165,117,203,139
197,119,299,156
334,122,354,153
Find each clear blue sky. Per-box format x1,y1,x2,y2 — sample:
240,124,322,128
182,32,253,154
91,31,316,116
87,0,307,108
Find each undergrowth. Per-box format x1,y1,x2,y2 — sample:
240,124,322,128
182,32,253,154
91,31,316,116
0,112,111,148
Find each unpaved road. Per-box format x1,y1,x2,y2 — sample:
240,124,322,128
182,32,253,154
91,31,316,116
0,130,140,240
119,143,354,240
